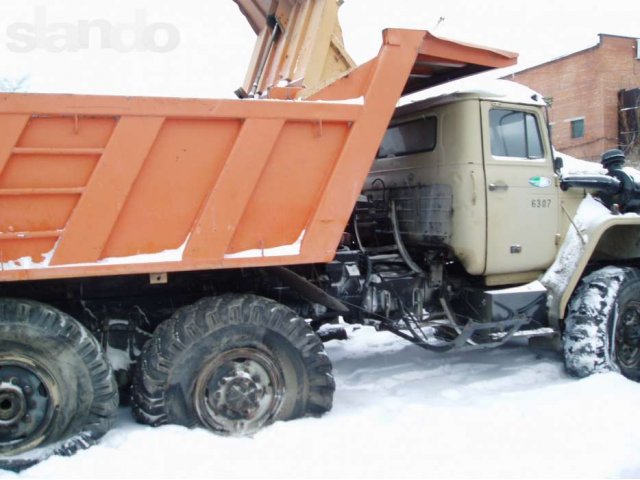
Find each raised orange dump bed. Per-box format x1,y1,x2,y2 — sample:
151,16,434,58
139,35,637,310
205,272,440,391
0,29,516,282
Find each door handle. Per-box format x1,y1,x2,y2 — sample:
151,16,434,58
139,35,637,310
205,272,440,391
470,171,477,205
489,183,509,192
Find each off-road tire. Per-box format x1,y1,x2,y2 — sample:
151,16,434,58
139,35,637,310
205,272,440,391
564,266,640,380
131,294,334,434
0,299,118,472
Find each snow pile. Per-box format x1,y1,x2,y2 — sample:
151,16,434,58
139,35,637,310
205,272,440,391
556,150,606,175
398,78,547,108
3,325,640,479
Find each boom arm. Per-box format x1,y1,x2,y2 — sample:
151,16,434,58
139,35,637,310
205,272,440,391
232,0,356,98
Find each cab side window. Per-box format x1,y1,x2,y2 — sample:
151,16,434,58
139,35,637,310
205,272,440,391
490,109,543,159
377,116,437,158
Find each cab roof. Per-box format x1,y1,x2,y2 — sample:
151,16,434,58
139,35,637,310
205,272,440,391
395,79,547,116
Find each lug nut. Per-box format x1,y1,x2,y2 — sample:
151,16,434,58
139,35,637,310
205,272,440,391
23,385,33,396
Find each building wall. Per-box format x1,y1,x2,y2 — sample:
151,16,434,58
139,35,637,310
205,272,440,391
505,35,640,162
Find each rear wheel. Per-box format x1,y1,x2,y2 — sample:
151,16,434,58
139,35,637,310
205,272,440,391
564,266,640,380
0,299,118,472
132,294,334,435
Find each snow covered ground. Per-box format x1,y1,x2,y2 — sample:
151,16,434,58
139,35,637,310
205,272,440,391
3,325,640,479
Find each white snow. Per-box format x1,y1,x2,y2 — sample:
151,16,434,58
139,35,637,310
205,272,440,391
4,325,640,479
106,347,133,372
488,280,546,295
398,79,548,109
224,231,305,259
309,96,365,105
0,249,54,271
1,238,189,271
556,150,606,175
1,228,308,270
95,241,188,265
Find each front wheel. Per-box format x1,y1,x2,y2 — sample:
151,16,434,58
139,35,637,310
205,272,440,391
564,266,640,381
132,295,335,435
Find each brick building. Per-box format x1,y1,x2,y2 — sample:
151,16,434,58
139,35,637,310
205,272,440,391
504,34,640,163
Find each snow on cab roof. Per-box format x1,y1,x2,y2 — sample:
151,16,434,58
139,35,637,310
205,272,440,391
397,78,547,111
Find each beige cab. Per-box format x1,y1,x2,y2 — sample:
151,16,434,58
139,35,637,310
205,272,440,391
368,82,564,286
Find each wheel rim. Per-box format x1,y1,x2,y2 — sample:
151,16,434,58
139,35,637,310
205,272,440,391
194,348,285,436
616,301,640,370
0,357,57,453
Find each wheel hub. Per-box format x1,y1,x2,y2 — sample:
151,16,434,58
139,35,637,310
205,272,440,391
616,302,640,369
194,348,284,435
0,363,53,449
210,370,266,420
0,382,27,427
623,323,640,344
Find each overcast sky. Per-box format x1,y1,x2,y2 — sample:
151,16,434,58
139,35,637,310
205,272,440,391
0,0,638,98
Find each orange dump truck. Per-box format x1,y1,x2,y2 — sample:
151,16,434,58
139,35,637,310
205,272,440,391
0,0,517,469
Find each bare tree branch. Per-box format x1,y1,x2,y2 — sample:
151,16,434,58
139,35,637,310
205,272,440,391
0,76,29,93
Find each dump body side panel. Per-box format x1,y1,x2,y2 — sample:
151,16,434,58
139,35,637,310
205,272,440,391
0,96,365,281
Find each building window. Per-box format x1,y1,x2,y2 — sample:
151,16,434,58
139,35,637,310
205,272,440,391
571,118,585,139
489,109,544,159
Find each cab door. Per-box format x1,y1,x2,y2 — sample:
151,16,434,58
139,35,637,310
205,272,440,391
481,101,559,278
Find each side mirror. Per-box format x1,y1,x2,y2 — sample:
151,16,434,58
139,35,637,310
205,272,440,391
553,157,564,173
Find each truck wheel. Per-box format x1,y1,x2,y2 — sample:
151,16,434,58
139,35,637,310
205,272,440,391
564,266,640,381
132,294,334,435
0,299,118,472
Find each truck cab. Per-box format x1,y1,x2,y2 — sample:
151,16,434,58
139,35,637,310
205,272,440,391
366,80,578,287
